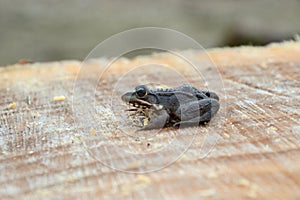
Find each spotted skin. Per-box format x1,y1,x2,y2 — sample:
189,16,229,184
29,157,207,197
121,84,220,130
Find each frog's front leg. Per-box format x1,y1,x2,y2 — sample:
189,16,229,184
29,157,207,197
138,109,170,130
174,98,219,127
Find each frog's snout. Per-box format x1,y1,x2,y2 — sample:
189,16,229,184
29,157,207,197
121,92,134,103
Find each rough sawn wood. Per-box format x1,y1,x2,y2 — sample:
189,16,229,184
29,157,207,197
0,41,300,199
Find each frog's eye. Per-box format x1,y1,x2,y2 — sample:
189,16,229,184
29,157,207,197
135,85,148,98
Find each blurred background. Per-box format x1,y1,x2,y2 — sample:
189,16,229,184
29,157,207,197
0,0,299,66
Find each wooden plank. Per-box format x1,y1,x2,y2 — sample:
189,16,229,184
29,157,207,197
0,42,300,199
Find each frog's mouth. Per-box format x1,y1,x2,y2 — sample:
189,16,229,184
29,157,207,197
121,92,153,109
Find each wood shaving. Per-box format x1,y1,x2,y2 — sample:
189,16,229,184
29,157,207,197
126,161,142,170
206,171,218,179
53,95,66,102
247,184,259,198
136,174,151,184
197,188,216,197
143,118,149,126
9,102,17,109
91,127,96,136
238,178,250,187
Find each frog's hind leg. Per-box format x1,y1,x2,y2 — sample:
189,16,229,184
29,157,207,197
174,99,219,127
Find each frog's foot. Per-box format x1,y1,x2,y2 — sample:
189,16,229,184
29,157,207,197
137,109,169,131
174,99,219,127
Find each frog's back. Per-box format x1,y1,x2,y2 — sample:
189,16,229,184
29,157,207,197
178,84,220,101
150,84,219,101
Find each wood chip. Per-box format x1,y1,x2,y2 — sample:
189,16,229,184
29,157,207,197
53,95,66,102
9,102,17,109
136,174,151,184
247,184,259,198
238,178,250,187
197,188,216,197
126,161,142,170
91,127,96,136
143,118,149,126
206,171,219,179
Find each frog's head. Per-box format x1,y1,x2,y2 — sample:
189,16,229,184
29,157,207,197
121,85,159,109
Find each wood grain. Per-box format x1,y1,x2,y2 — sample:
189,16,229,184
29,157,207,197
0,41,300,199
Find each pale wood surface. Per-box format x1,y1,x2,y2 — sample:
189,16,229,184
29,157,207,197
0,42,300,199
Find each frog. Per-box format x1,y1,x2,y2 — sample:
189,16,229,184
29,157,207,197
121,84,220,130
